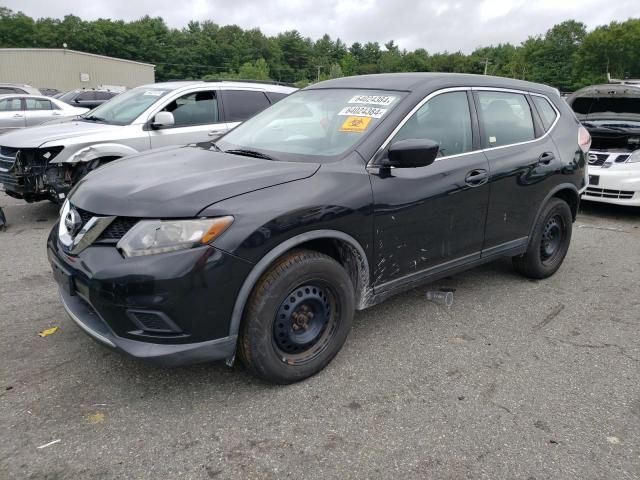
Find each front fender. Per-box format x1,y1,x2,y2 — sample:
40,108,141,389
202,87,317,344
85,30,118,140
53,143,140,164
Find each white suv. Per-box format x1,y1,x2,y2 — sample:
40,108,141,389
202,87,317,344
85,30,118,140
0,80,295,203
568,83,640,207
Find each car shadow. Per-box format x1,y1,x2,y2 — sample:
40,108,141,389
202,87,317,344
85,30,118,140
579,199,640,222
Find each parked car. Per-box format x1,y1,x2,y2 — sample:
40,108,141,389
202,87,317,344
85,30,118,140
47,73,588,384
0,80,295,202
0,83,41,95
57,88,119,109
0,94,89,134
567,83,640,206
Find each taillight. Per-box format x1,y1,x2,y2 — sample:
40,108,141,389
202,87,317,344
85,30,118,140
578,126,591,153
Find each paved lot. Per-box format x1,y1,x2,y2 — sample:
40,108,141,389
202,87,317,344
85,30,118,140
0,192,638,480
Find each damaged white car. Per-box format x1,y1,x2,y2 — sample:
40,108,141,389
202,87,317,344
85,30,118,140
567,83,640,206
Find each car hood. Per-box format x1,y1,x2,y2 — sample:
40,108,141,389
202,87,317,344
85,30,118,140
69,145,321,217
0,120,123,148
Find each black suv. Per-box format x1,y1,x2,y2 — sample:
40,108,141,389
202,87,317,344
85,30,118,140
47,73,589,384
57,89,119,109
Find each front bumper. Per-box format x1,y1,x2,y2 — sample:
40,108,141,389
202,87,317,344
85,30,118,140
583,166,640,206
47,225,253,366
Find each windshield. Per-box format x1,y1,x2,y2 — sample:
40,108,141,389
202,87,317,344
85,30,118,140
572,96,640,124
81,87,171,125
217,89,406,161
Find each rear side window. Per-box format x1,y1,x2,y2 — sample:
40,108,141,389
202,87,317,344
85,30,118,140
0,98,22,111
0,87,20,94
392,91,473,157
477,91,535,148
532,96,558,131
77,91,96,101
223,90,271,122
25,98,54,110
95,91,116,100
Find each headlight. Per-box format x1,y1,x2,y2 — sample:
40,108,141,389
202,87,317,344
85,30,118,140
627,150,640,163
117,216,234,257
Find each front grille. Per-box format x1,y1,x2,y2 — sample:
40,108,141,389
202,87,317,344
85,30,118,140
585,187,635,199
588,153,609,166
75,207,138,241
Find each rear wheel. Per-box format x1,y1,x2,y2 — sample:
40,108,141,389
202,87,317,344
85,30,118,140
238,250,354,384
513,198,572,279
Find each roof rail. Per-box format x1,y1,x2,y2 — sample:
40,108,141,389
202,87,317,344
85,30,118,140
607,73,640,85
204,78,296,88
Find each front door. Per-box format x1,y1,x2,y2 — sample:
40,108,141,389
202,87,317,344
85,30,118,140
369,90,490,289
149,90,228,149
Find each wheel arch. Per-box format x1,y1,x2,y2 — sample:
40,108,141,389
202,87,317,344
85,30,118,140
59,143,139,164
227,230,372,344
529,184,579,240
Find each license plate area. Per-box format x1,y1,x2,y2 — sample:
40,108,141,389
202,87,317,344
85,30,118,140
589,175,600,186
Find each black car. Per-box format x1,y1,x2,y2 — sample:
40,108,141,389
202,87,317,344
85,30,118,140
47,73,589,384
57,89,119,109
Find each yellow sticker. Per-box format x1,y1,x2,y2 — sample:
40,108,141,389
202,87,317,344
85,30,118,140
340,116,372,133
38,327,59,337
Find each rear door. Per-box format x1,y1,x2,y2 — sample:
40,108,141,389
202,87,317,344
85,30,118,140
474,89,561,253
24,97,62,126
0,97,26,133
220,89,272,132
148,89,226,148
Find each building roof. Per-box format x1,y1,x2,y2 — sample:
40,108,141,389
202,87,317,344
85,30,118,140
309,72,559,96
0,48,155,68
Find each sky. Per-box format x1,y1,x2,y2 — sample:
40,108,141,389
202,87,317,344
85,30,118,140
4,0,638,53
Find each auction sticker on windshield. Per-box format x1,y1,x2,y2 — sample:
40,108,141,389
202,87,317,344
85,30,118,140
340,116,372,133
338,106,387,118
348,95,396,106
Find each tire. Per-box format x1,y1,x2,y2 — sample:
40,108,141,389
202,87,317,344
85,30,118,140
238,249,355,384
513,198,573,279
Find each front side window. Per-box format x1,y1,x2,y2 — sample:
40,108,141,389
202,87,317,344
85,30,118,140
223,90,271,122
161,90,218,127
217,88,406,161
391,91,473,157
25,98,54,111
532,96,557,131
477,91,535,148
0,98,22,111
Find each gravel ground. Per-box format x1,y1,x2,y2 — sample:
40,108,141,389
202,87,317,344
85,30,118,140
0,192,639,480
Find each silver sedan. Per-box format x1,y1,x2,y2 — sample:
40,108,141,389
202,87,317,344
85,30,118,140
0,94,89,134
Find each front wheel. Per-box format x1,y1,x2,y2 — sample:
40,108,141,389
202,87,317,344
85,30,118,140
513,198,573,279
238,250,355,384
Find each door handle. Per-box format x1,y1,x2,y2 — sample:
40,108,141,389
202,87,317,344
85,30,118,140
12,114,23,118
52,112,62,116
208,129,226,137
538,152,555,165
465,169,488,187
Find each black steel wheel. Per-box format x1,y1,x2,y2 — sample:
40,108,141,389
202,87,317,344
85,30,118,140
513,198,573,279
239,250,354,384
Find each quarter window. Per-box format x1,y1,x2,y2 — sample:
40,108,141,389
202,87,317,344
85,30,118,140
223,90,271,122
392,91,473,157
0,98,22,111
25,98,54,110
477,91,535,148
532,96,558,131
161,90,219,127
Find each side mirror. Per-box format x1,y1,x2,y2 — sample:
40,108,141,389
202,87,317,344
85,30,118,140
383,139,440,168
152,111,175,129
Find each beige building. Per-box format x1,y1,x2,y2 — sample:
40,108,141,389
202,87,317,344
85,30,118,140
0,48,155,91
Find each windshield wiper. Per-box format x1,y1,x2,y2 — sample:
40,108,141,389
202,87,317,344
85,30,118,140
224,148,276,161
